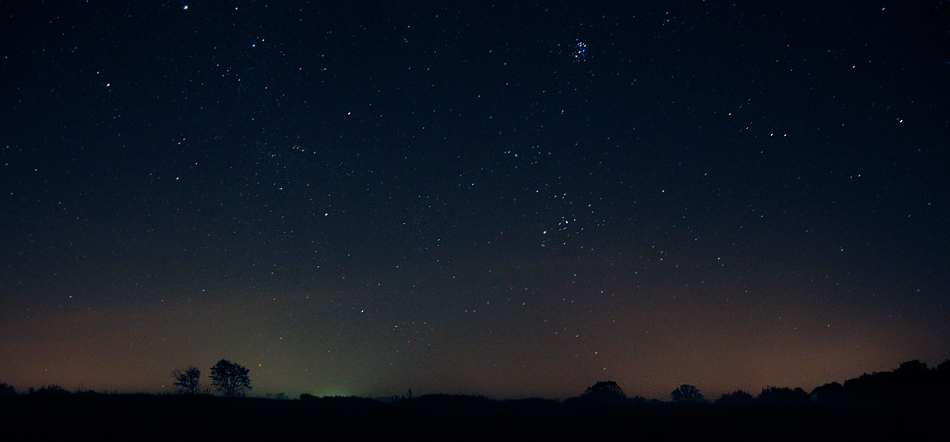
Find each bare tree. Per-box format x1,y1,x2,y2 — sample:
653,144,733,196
209,359,252,397
172,366,202,395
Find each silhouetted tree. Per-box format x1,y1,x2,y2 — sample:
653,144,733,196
935,359,950,396
670,384,705,404
32,384,69,398
840,359,945,405
810,382,848,406
896,359,927,374
172,366,202,395
0,383,16,396
714,389,754,406
582,380,626,400
209,359,252,397
758,386,810,407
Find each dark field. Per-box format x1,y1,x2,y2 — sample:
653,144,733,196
1,392,944,440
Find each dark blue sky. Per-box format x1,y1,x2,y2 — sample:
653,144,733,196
2,1,949,399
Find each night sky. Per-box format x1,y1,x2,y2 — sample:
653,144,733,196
2,1,949,400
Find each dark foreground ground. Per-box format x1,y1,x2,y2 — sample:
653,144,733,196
1,393,945,440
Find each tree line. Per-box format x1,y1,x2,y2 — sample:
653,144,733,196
0,359,253,398
570,358,950,407
2,358,948,405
